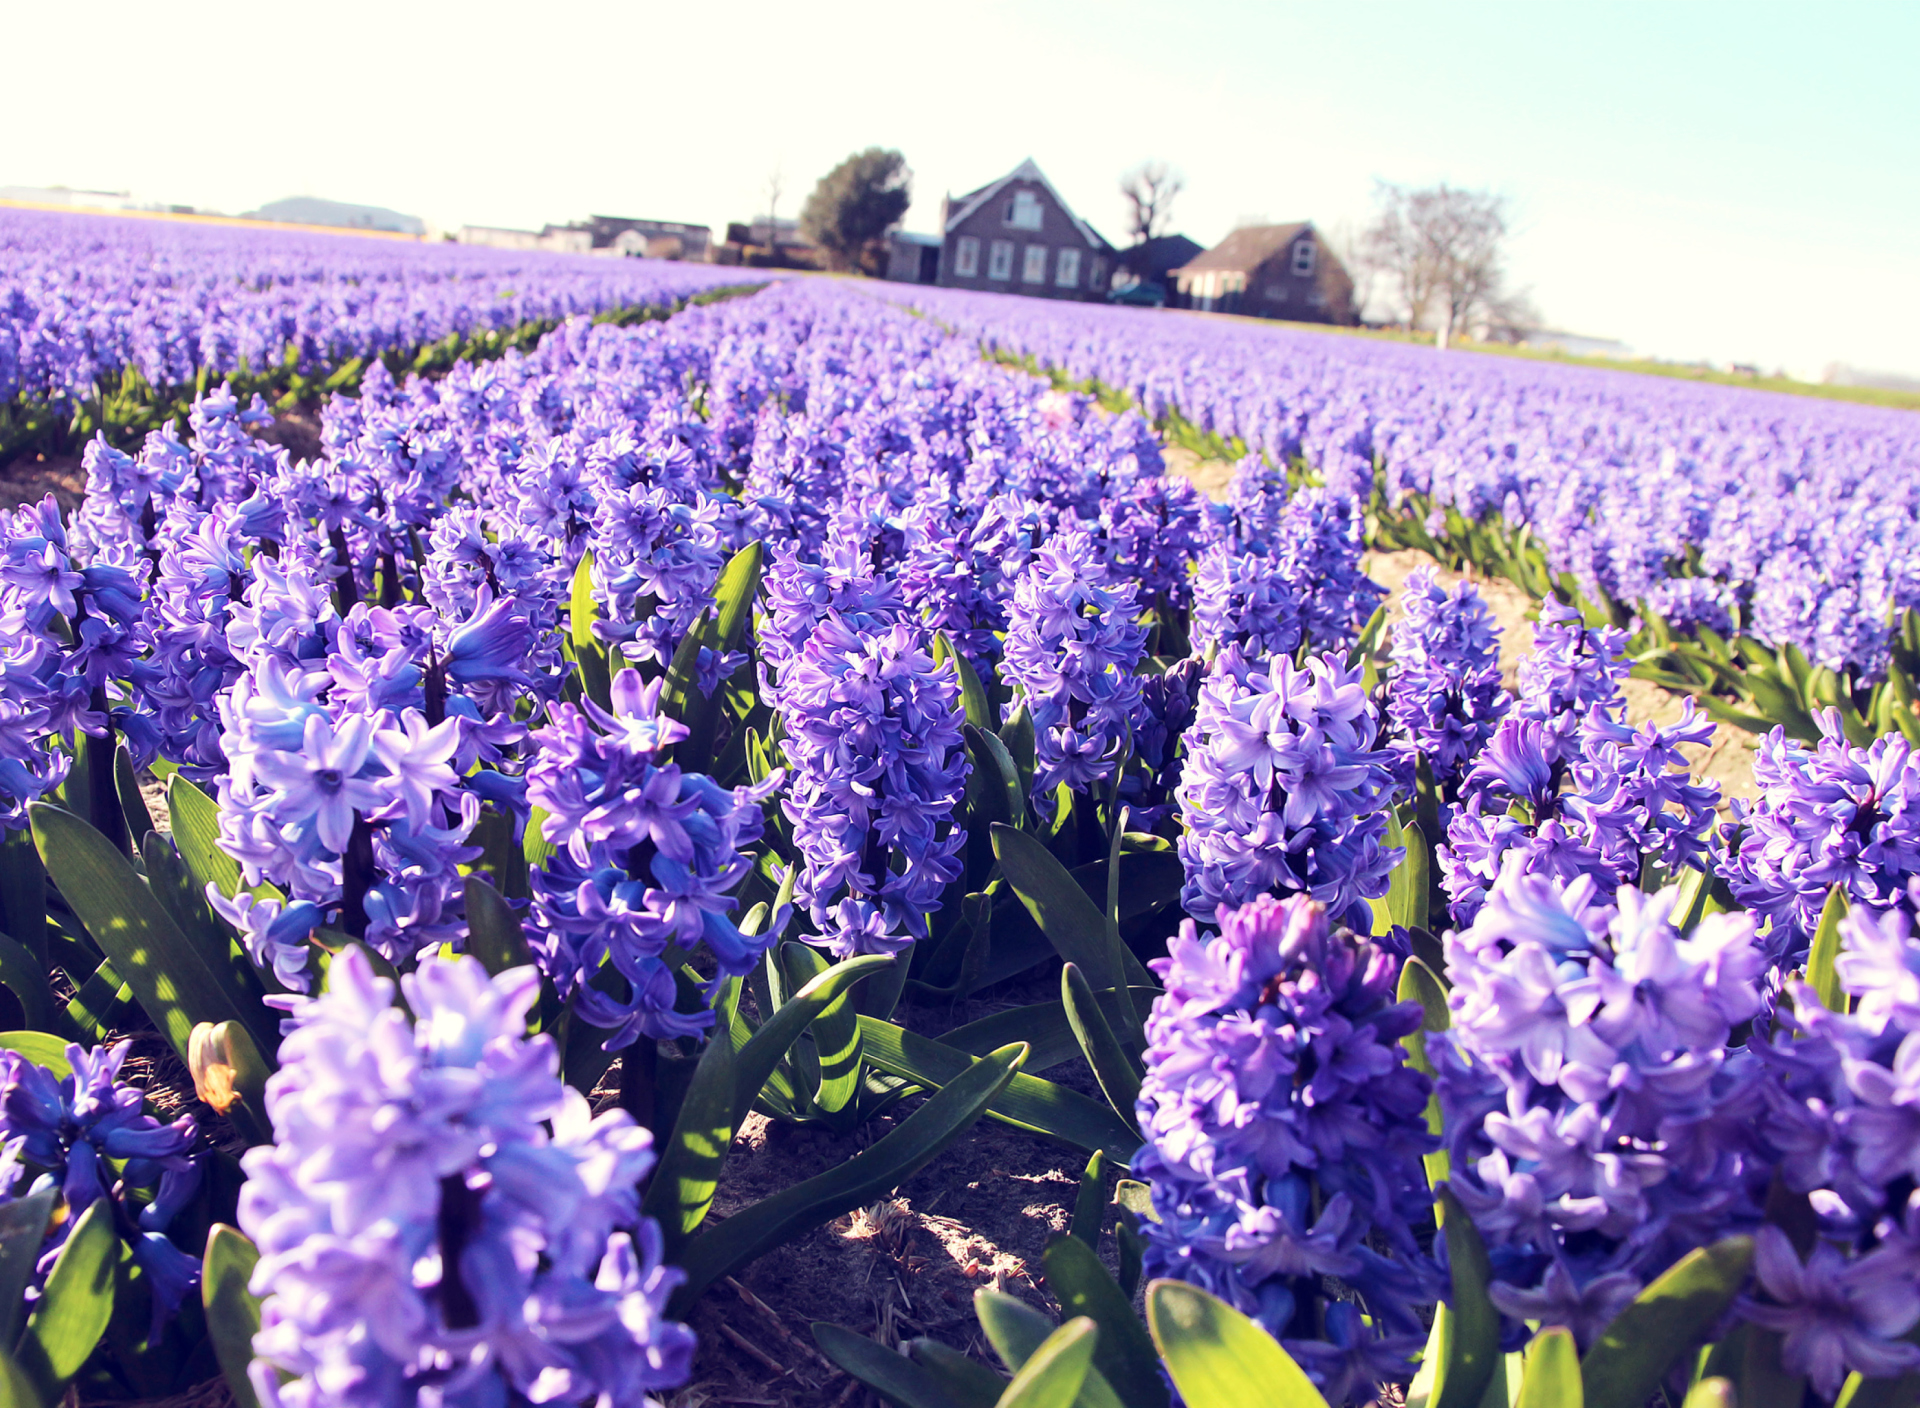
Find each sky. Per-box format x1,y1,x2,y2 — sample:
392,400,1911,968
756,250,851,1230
2,0,1915,380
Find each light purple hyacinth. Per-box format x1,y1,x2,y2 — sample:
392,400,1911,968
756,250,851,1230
526,671,777,1046
1175,646,1398,930
777,616,968,957
1000,528,1148,805
240,948,695,1408
1134,895,1437,1396
1435,866,1771,1351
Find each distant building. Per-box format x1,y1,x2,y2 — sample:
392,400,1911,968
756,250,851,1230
1113,234,1204,304
884,230,942,284
930,159,1115,302
457,225,544,251
457,216,709,259
0,185,170,214
714,217,819,269
1823,363,1920,393
1171,223,1356,324
246,197,425,236
1517,330,1632,359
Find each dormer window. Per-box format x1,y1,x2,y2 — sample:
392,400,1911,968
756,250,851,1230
1292,239,1316,276
1004,189,1044,230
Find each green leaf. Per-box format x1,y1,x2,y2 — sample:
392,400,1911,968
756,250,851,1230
1387,810,1429,934
1432,1189,1501,1408
0,1345,43,1408
0,830,46,965
1060,964,1142,1127
1806,884,1849,1013
1515,1327,1581,1408
31,803,279,1064
63,960,133,1045
781,942,863,1118
202,1224,265,1408
935,632,991,730
1397,956,1451,1189
1000,1318,1098,1408
907,1339,1008,1408
0,1032,73,1075
1100,817,1143,1052
938,989,1164,1073
1071,1151,1107,1248
671,1042,1026,1313
569,550,599,651
974,1291,1126,1408
1146,1279,1331,1408
1581,1235,1755,1408
143,829,272,1008
640,1021,737,1254
999,705,1037,808
0,931,54,1034
967,725,1025,835
0,1189,55,1347
732,954,895,1127
114,745,155,846
857,1017,1140,1164
16,1198,116,1400
1682,1380,1736,1408
1044,1236,1170,1408
812,1321,976,1408
662,543,763,774
991,825,1151,990
168,774,275,907
463,874,534,977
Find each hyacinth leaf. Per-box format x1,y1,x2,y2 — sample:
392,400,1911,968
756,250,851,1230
1043,1236,1171,1408
732,954,894,1126
780,942,862,1120
113,745,156,849
1145,1279,1331,1408
168,774,272,907
1386,811,1430,935
463,875,535,978
999,705,1038,809
998,1317,1098,1408
990,824,1153,991
811,1321,982,1408
31,803,280,1065
1683,1380,1736,1408
0,1032,73,1076
202,1224,265,1408
1834,1357,1920,1408
671,1041,1026,1312
1806,884,1849,1013
964,726,1019,833
523,803,557,871
939,988,1163,1074
641,1016,737,1252
1071,1150,1108,1247
1718,1323,1806,1408
1060,963,1142,1126
857,1016,1140,1164
1514,1328,1581,1408
1396,956,1451,1189
971,1292,1115,1407
0,1346,43,1408
1101,813,1142,1050
1670,864,1713,934
907,1338,1010,1408
569,550,599,650
935,631,992,731
1580,1235,1755,1408
0,931,55,1034
16,1198,116,1401
0,830,46,966
0,1188,56,1347
1432,1189,1501,1408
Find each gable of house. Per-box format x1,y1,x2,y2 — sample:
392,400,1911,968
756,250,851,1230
936,159,1113,301
1172,223,1354,322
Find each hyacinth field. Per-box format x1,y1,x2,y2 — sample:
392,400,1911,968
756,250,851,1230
0,217,1919,1408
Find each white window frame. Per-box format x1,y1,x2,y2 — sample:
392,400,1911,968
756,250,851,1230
1055,247,1082,287
987,239,1014,281
953,235,980,278
1022,244,1049,284
1292,240,1316,276
1005,189,1044,231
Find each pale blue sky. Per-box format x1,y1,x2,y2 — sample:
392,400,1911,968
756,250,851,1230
2,0,1914,378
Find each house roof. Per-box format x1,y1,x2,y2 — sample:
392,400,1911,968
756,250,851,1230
1172,222,1312,275
1116,234,1205,281
944,158,1111,251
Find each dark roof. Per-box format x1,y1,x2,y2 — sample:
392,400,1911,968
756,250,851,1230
1116,234,1204,282
943,158,1112,251
1173,222,1311,275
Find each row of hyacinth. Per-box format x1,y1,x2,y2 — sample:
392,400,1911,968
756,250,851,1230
6,272,1920,1406
873,281,1920,680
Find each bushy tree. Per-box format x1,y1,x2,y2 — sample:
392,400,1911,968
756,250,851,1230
800,148,912,275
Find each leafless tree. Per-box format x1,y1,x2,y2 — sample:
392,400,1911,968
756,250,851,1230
763,166,784,244
1120,162,1185,244
1360,182,1526,346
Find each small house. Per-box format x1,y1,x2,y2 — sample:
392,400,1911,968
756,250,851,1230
1170,223,1356,324
932,159,1115,301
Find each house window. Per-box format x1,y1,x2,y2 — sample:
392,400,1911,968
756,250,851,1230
1090,255,1108,289
1263,283,1288,303
1022,245,1049,284
953,236,980,278
1055,248,1082,287
1004,189,1044,230
1292,240,1315,276
988,240,1014,280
